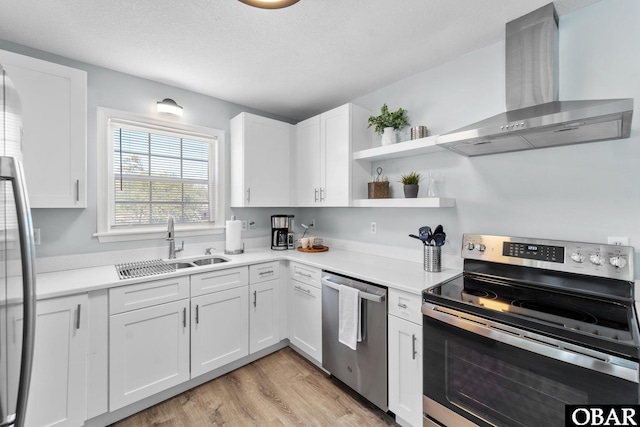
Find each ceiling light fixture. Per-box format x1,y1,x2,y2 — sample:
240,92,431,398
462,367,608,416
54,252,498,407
156,98,183,116
238,0,300,9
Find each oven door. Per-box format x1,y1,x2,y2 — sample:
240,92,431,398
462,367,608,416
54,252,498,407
422,303,640,427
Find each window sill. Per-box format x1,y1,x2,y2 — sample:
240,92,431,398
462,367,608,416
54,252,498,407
94,224,225,243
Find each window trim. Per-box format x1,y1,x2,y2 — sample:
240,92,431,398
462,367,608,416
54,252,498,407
95,107,226,243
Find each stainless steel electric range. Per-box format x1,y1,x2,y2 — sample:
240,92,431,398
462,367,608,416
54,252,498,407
422,234,639,427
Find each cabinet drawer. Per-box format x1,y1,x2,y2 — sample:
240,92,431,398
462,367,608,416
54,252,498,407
289,262,321,288
191,266,249,297
109,276,190,314
249,261,280,284
388,289,422,325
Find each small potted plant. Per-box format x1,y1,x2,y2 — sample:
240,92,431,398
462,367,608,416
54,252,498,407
368,104,409,146
400,171,421,198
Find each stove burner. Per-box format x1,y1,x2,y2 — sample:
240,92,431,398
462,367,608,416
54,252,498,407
511,300,598,324
464,289,497,298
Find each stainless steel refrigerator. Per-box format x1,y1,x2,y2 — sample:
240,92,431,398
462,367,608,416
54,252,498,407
0,65,37,427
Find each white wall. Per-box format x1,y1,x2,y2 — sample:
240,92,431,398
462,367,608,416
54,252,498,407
309,0,640,275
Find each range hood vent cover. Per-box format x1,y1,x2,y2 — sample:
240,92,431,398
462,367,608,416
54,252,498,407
437,3,633,157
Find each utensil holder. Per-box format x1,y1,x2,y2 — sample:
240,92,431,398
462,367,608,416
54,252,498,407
424,245,441,272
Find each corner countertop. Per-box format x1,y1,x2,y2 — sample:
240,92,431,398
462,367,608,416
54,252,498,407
34,247,461,300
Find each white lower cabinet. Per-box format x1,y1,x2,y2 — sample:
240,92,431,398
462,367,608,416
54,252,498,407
388,289,423,427
20,294,88,427
108,277,191,411
249,262,280,354
288,263,322,363
191,286,249,377
109,299,190,411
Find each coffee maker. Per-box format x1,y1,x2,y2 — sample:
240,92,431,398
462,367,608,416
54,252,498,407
271,215,294,250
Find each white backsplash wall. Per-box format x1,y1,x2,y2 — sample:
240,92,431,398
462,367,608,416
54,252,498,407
315,0,640,275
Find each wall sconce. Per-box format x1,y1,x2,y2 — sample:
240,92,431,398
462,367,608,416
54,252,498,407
157,98,183,116
238,0,299,9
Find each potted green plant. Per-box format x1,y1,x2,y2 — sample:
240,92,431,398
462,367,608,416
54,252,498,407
400,171,421,198
368,104,409,146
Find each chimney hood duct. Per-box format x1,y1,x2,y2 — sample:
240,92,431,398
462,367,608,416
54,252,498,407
437,3,633,157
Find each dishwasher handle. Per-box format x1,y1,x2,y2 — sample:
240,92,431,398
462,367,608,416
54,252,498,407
321,277,385,303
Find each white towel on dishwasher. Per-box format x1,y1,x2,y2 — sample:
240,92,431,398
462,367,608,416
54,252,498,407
338,284,361,350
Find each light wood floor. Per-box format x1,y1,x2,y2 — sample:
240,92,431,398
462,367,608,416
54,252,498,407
110,347,397,426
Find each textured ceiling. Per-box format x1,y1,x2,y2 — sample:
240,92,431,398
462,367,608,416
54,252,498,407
0,0,601,121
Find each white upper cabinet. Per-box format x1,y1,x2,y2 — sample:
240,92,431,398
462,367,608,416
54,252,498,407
0,49,87,208
294,103,371,207
230,112,292,207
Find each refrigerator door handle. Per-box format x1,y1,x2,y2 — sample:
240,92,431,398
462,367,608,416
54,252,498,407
1,156,37,427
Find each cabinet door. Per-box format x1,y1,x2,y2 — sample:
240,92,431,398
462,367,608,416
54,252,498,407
230,113,291,207
320,104,351,206
295,115,321,206
191,287,249,378
249,279,280,354
288,280,322,363
109,299,190,411
388,315,422,427
10,295,88,427
0,49,87,208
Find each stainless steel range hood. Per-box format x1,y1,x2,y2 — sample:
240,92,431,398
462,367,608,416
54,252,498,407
437,3,633,157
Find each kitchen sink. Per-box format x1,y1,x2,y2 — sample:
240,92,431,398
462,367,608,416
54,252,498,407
168,262,195,269
192,256,229,266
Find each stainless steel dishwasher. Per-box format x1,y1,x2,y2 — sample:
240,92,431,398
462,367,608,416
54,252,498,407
321,271,388,411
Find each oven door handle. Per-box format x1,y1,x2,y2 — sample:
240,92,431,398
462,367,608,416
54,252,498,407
422,302,639,383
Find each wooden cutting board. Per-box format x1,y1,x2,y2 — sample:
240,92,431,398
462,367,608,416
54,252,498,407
297,246,329,253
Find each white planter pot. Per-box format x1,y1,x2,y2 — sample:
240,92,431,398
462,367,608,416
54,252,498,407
381,127,397,146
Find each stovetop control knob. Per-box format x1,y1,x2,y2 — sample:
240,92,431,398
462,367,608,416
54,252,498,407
570,252,584,263
609,255,627,269
476,243,486,252
589,254,603,265
466,242,475,251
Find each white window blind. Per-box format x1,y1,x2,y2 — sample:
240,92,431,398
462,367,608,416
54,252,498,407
112,125,214,227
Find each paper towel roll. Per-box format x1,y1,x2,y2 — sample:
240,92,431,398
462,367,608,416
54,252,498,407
225,218,243,253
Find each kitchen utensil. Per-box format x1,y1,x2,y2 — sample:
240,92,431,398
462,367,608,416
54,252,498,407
419,226,433,245
432,224,446,247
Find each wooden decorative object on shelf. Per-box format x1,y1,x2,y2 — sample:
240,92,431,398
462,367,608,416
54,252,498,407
297,246,329,253
368,182,389,199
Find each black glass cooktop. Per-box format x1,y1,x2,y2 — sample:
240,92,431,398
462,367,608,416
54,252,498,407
425,270,640,359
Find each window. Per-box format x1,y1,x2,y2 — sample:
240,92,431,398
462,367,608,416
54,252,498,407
96,108,225,242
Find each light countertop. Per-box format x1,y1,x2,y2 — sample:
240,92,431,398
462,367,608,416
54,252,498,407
35,247,461,300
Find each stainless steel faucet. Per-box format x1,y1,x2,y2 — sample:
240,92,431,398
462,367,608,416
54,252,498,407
166,215,184,259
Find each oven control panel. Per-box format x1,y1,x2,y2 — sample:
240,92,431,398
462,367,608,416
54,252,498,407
462,234,634,281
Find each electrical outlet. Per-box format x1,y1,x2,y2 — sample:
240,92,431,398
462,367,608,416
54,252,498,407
33,228,41,245
608,236,630,246
309,219,316,228
241,220,247,231
370,222,377,234
248,221,256,230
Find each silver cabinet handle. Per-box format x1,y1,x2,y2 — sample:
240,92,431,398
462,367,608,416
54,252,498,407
412,334,417,360
196,305,199,324
182,308,186,328
258,270,274,276
398,303,408,309
314,188,319,202
76,304,82,330
253,290,257,307
1,157,37,425
75,179,80,202
294,285,311,294
246,188,251,204
319,187,325,202
295,270,312,278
